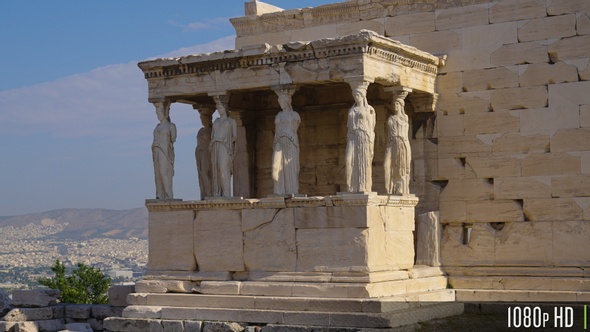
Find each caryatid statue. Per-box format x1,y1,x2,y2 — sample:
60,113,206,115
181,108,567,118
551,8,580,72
272,85,301,195
384,88,412,195
195,105,214,200
210,95,237,197
151,100,177,200
345,80,376,193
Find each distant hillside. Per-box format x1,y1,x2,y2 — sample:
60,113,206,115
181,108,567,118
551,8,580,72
0,208,148,239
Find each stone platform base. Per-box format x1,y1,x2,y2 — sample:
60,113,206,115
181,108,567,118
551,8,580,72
104,290,462,330
105,267,462,330
449,275,590,302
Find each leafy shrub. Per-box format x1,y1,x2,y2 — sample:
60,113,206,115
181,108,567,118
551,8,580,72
38,260,111,304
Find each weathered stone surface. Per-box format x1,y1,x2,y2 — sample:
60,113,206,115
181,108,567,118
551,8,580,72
37,319,65,332
149,320,163,332
518,14,576,42
64,322,93,332
581,105,590,128
0,322,16,332
550,128,590,153
194,210,244,272
415,211,441,267
0,289,10,317
524,198,583,221
489,0,547,23
491,41,548,66
552,175,590,197
200,281,241,295
549,81,590,108
462,67,518,92
519,106,579,133
384,12,435,36
553,221,590,266
465,155,521,178
184,321,203,332
462,22,518,53
149,211,196,271
577,12,590,35
294,206,371,229
409,30,462,54
203,321,245,332
3,307,53,322
494,176,551,199
466,200,524,222
123,306,162,319
464,111,519,135
244,208,296,272
65,305,92,319
519,61,579,87
548,35,590,61
14,321,38,332
439,179,493,202
161,320,184,332
547,0,590,16
103,317,151,332
521,153,580,176
385,231,415,270
491,86,547,111
492,131,549,155
439,201,466,223
441,224,495,266
296,228,369,272
135,280,198,294
108,285,134,307
93,304,123,319
438,135,492,159
10,290,59,308
436,114,464,137
437,91,491,115
494,221,553,265
435,5,489,31
582,152,590,176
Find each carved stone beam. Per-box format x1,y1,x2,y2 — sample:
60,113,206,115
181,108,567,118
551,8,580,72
271,84,298,99
408,93,439,113
383,86,412,106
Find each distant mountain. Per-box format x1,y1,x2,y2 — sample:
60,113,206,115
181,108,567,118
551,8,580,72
0,208,148,239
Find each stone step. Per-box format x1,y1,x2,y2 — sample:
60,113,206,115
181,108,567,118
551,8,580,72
118,302,463,329
456,289,590,302
450,276,590,292
157,276,449,298
127,289,456,313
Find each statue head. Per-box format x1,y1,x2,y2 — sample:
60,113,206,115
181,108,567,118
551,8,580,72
350,80,370,106
154,100,171,122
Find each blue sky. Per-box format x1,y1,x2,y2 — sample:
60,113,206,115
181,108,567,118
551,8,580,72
0,0,338,216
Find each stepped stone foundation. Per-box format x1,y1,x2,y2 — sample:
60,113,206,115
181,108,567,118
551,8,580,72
104,195,462,330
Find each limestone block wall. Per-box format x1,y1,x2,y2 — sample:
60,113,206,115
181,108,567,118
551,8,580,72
147,198,416,275
0,289,128,332
232,0,590,273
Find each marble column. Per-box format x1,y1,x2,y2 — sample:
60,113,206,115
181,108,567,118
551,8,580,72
344,78,376,193
229,108,253,199
209,94,237,198
271,85,300,195
383,86,412,195
151,100,176,200
194,104,215,200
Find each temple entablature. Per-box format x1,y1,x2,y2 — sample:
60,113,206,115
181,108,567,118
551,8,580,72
138,30,442,104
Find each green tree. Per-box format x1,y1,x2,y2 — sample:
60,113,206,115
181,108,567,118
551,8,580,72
38,260,111,304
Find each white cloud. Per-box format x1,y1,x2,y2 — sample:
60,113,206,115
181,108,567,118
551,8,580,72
168,17,231,32
0,36,235,141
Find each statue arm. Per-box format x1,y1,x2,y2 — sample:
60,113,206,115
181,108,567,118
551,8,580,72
170,123,177,143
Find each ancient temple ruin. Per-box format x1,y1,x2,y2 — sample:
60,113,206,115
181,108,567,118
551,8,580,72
105,0,590,330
